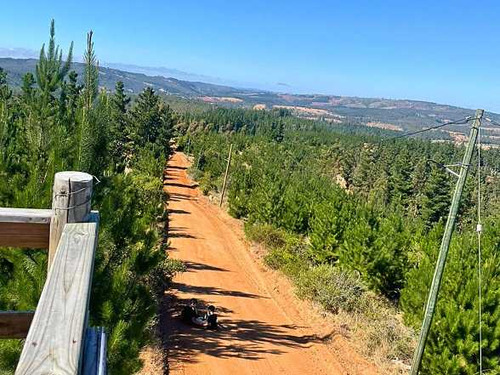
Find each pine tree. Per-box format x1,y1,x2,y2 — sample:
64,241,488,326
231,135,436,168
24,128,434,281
83,31,98,112
409,159,428,217
369,168,390,208
112,81,130,114
420,165,452,227
60,71,82,127
128,87,173,156
351,145,377,195
35,19,73,104
0,23,178,374
401,223,500,374
0,68,12,102
309,192,351,263
20,72,35,103
77,30,103,172
389,149,413,209
110,81,131,171
0,68,12,163
270,121,284,143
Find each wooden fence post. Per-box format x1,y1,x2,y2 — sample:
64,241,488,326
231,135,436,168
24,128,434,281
48,171,93,268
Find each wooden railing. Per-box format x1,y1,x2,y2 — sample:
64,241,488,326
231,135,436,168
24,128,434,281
0,172,107,375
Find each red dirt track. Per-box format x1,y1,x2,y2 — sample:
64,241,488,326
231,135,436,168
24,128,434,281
161,152,378,375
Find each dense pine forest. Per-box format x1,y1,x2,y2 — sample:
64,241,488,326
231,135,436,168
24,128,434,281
2,21,500,375
0,22,183,374
176,108,500,373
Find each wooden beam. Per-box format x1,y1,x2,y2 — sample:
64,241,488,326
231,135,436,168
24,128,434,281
0,208,52,224
0,223,50,249
0,208,52,248
16,221,99,375
0,311,34,339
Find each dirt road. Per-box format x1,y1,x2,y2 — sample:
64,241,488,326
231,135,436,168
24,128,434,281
162,152,377,375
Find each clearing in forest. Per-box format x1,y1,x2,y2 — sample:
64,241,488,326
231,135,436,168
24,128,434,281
159,151,377,375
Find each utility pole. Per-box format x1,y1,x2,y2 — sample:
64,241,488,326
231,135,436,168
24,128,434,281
186,136,191,155
220,143,233,207
410,109,484,374
196,148,203,170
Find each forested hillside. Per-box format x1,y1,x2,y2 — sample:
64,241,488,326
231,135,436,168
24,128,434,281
3,58,500,145
175,107,500,373
2,18,500,375
0,22,183,373
0,57,245,99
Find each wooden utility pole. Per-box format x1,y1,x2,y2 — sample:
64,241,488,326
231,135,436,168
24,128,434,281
219,144,233,207
186,136,191,155
410,109,484,374
49,171,93,268
196,148,204,170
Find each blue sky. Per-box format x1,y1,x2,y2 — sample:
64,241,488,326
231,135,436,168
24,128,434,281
1,0,499,111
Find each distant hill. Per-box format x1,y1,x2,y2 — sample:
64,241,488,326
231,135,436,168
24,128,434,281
2,57,500,144
0,58,245,98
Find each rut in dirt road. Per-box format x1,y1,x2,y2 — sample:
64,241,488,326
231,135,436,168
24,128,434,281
161,152,377,375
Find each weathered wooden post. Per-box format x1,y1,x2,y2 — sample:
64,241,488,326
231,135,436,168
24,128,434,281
49,171,93,268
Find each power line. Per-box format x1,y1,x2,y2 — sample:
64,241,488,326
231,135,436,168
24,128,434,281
483,117,500,128
410,109,484,375
381,116,476,143
333,116,477,160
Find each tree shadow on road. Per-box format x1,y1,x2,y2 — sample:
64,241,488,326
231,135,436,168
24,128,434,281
169,232,197,239
161,295,334,372
166,165,188,171
168,193,194,202
164,182,198,189
169,226,200,239
168,208,191,215
183,261,229,273
171,282,264,299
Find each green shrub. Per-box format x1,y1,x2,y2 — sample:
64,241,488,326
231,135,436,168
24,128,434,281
166,76,500,373
296,264,365,313
244,223,287,249
400,222,500,374
0,341,21,374
0,23,178,373
198,171,218,195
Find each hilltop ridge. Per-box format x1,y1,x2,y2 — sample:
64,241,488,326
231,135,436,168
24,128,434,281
2,57,499,143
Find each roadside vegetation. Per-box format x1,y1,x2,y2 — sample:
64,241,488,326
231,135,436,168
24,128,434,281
176,107,500,374
0,21,182,374
2,19,499,375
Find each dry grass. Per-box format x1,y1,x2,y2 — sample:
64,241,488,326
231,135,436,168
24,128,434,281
295,267,415,373
198,96,243,103
335,294,415,374
137,345,164,374
273,105,336,117
246,223,416,374
365,121,403,132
